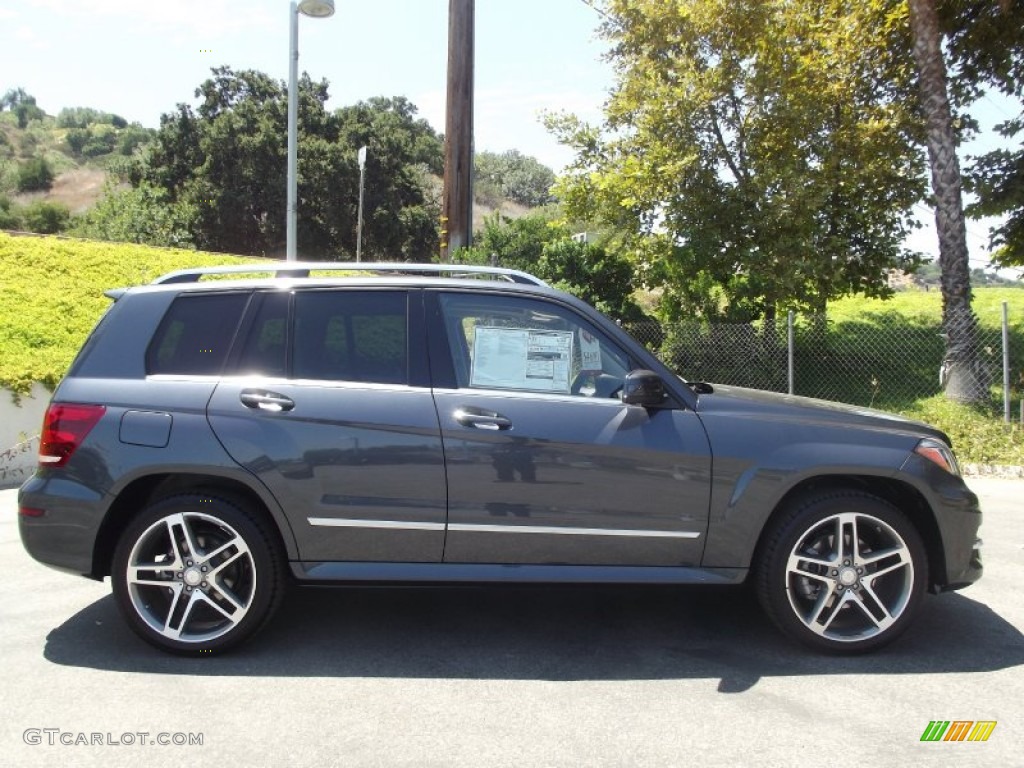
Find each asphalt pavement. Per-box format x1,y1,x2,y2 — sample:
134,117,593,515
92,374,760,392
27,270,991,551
1,480,1021,767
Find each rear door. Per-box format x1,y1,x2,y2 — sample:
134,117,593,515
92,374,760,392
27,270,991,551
207,288,447,563
429,290,712,567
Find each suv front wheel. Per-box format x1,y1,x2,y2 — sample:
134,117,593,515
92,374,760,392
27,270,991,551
756,492,928,653
111,494,285,655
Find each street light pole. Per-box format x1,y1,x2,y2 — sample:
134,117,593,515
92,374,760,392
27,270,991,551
356,145,367,263
286,0,335,262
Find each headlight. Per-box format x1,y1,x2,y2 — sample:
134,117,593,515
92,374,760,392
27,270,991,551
914,438,961,476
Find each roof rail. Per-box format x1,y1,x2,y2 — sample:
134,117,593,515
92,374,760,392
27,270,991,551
152,262,548,287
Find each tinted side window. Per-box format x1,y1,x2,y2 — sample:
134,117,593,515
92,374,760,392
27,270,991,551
293,291,407,384
236,292,289,377
438,292,629,396
146,292,249,375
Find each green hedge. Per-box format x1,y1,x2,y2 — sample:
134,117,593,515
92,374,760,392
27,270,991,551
0,233,256,394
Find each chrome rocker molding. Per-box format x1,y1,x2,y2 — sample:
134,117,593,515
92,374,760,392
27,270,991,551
307,517,701,539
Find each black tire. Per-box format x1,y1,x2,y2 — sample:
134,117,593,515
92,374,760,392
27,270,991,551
111,494,285,655
755,491,928,654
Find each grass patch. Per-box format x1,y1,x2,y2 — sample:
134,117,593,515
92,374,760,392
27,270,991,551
898,395,1024,466
802,292,1024,464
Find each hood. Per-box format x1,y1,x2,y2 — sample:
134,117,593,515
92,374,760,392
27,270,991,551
692,383,951,445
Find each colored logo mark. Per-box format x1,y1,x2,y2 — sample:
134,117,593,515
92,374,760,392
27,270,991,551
920,721,997,742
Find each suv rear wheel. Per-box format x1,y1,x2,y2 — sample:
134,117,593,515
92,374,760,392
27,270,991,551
756,492,927,653
111,494,285,655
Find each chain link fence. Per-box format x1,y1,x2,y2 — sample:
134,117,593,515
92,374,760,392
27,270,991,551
625,303,1023,418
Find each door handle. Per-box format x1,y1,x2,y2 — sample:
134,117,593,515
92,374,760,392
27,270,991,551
240,390,295,412
454,408,512,431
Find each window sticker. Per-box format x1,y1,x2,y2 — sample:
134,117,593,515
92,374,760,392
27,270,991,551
470,327,573,393
579,328,603,372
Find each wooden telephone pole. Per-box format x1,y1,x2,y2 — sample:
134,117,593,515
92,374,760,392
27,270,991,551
441,0,474,261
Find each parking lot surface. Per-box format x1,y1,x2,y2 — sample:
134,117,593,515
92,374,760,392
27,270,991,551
1,479,1021,767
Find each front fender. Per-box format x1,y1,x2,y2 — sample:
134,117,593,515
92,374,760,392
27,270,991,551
700,435,912,568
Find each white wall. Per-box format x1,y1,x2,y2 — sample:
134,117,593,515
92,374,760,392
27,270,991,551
0,383,50,489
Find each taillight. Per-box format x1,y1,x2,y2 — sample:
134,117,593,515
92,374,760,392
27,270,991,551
38,404,106,468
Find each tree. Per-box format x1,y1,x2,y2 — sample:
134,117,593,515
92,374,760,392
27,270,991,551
21,201,70,234
16,157,53,192
908,0,984,401
81,124,117,157
334,96,444,261
454,210,565,271
969,126,1024,266
454,211,644,319
65,128,89,154
939,0,1024,267
474,150,556,208
538,238,644,321
1,88,44,128
73,182,196,248
0,196,22,229
549,1,926,324
56,107,113,129
137,68,442,259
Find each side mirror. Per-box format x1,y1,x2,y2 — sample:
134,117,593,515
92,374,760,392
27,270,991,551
621,369,668,407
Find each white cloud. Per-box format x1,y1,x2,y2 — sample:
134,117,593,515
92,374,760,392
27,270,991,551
15,24,50,50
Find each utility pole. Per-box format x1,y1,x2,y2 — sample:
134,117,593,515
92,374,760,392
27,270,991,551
441,0,474,262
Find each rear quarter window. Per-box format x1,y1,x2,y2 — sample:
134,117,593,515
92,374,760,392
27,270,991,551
146,292,249,375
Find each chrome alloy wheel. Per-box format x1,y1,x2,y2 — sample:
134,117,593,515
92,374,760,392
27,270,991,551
125,512,256,644
785,512,915,643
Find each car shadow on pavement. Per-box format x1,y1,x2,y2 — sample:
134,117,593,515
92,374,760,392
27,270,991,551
43,584,1024,693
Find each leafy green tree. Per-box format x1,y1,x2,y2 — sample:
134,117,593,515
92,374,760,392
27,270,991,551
0,88,29,110
22,200,70,234
56,107,112,129
538,238,644,320
65,128,89,154
454,210,643,318
334,96,444,261
73,182,196,248
82,124,117,157
117,124,154,156
138,68,442,258
16,157,53,192
939,0,1024,267
0,196,22,229
969,130,1023,266
455,210,565,271
475,150,556,208
1,88,44,128
549,0,926,323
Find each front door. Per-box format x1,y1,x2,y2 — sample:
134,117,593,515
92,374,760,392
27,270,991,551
430,290,712,567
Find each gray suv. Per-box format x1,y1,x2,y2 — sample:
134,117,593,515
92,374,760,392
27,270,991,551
18,263,982,655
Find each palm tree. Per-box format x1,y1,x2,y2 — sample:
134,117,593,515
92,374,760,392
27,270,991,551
908,0,983,402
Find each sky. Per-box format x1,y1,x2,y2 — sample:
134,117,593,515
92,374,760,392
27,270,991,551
1,0,612,171
1,0,1018,274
